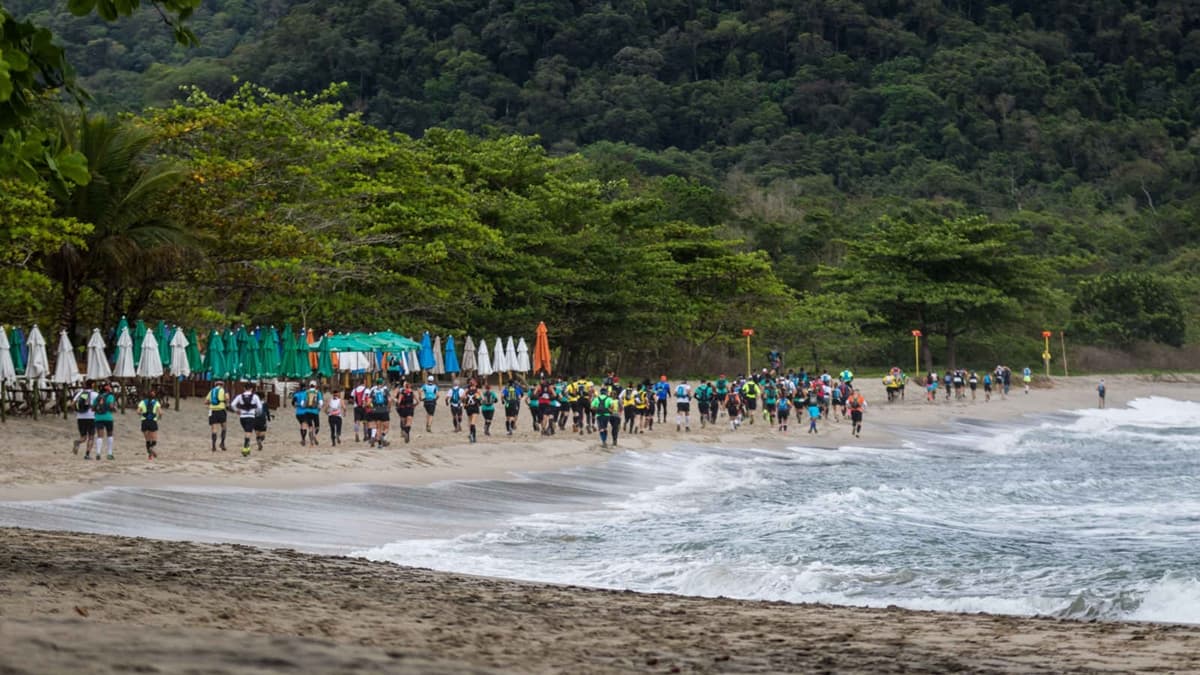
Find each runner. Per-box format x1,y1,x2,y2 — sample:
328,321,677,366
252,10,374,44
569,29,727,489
968,371,978,401
592,386,620,448
534,379,554,436
71,380,97,457
446,379,465,433
1097,378,1106,408
326,388,345,446
501,379,522,435
207,379,228,452
714,374,729,418
983,371,993,402
1022,366,1032,394
741,378,759,424
634,383,650,434
421,375,439,433
93,382,117,460
137,388,162,460
847,390,866,438
252,385,269,451
653,375,670,424
763,380,777,426
674,379,692,432
350,379,368,442
776,393,791,432
393,379,416,443
694,378,712,428
726,389,743,430
576,376,595,433
621,384,638,434
806,398,821,434
368,377,391,446
463,380,481,443
480,382,498,436
232,382,261,456
293,381,323,446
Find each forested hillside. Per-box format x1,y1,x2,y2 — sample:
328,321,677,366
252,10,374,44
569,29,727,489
2,0,1198,371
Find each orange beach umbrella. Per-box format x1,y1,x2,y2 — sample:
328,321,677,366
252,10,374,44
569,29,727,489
533,321,552,376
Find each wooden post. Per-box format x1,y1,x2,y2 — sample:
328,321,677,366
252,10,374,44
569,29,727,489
62,384,69,419
31,383,38,421
1,380,6,423
174,376,180,411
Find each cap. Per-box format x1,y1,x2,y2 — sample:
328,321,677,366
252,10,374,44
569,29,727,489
244,382,254,389
309,381,317,387
376,377,385,384
427,375,434,382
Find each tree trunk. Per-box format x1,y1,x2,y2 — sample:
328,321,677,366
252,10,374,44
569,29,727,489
945,332,958,371
59,281,81,344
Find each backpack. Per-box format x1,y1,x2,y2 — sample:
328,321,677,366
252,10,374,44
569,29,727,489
142,399,157,421
675,384,688,399
94,394,112,415
399,389,415,407
371,387,389,409
450,387,462,405
74,392,91,414
304,389,319,409
209,387,223,406
849,395,862,411
237,393,257,412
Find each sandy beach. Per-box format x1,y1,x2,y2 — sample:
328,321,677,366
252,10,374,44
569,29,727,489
2,374,1199,673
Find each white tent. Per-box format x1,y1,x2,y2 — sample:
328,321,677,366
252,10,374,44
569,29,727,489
492,337,507,372
136,329,163,378
86,328,111,380
505,337,519,374
0,327,16,384
169,328,191,377
516,338,531,373
113,326,135,378
52,329,82,385
337,351,372,372
25,325,49,384
476,339,493,378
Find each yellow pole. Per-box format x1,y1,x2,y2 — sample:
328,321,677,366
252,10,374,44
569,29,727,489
914,333,920,376
1042,332,1052,377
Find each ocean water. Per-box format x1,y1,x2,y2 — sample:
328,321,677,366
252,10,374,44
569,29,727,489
3,396,1199,624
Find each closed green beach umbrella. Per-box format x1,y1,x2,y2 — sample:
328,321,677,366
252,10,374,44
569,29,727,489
133,319,147,367
295,330,312,379
258,326,280,378
9,326,24,374
241,331,261,380
279,324,300,379
202,330,226,380
316,334,334,378
156,320,171,370
113,316,128,366
185,328,203,373
224,329,238,379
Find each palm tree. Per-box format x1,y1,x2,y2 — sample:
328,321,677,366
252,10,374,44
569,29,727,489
44,112,192,339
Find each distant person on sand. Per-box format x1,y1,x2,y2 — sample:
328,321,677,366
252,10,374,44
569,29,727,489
233,382,262,456
807,399,821,434
593,387,620,448
207,379,228,452
351,379,368,442
675,379,691,432
1023,366,1032,394
446,379,465,433
653,375,670,424
463,380,481,443
368,377,391,446
776,393,791,432
480,382,498,436
293,381,323,446
71,380,97,457
1097,379,1106,408
137,388,162,460
93,382,117,460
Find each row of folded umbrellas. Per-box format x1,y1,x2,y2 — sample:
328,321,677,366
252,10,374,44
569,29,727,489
0,320,552,386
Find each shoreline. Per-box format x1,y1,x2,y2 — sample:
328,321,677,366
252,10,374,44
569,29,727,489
0,374,1195,502
4,527,1200,674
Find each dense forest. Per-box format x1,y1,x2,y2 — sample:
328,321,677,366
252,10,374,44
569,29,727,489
0,0,1197,373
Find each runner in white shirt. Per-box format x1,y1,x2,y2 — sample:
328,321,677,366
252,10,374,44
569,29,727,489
232,382,262,456
350,380,368,442
674,380,692,432
71,381,98,457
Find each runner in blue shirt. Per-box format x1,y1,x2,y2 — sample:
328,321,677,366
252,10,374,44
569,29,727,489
421,375,439,433
653,375,670,423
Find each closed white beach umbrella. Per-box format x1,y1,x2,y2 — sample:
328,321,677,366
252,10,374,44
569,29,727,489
339,351,370,372
476,339,493,378
0,328,16,384
432,335,445,375
406,349,419,374
505,337,518,373
492,337,507,372
516,337,531,374
136,329,164,378
25,325,49,383
169,328,191,377
112,326,135,378
52,330,82,385
461,336,477,373
86,328,111,380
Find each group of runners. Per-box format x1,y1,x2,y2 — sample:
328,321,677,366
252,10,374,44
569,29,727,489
68,361,1053,460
